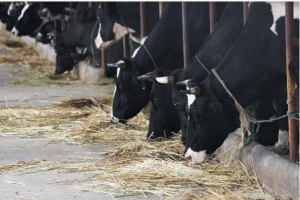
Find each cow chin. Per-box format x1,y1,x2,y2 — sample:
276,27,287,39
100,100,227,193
185,148,206,165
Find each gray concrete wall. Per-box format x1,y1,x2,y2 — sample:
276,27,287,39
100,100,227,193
216,132,299,199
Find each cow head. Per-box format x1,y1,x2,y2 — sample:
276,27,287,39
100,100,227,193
95,3,136,48
156,69,189,144
137,69,181,140
180,80,238,165
11,3,42,36
109,59,152,123
54,45,78,74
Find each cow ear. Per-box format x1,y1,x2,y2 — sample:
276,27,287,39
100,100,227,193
107,60,126,69
137,70,158,81
156,76,175,84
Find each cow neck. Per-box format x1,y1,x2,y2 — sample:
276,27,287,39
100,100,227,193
182,3,244,85
195,2,244,74
202,2,281,107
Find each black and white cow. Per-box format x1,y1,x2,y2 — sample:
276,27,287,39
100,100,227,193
11,2,74,37
181,2,299,164
95,2,159,48
110,2,227,125
3,3,24,32
55,3,123,77
137,69,181,139
138,2,243,140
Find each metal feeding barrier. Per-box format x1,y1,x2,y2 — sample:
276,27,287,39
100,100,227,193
96,2,298,162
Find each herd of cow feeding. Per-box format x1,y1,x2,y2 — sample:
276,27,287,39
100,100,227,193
0,1,299,199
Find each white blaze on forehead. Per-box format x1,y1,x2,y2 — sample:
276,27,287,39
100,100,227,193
18,3,30,21
185,80,195,112
187,94,196,113
268,2,299,35
185,148,206,165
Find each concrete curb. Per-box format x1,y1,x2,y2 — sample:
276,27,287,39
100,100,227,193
0,23,103,83
216,132,299,199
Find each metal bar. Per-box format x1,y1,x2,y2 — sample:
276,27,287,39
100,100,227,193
243,2,249,25
182,2,189,68
140,2,146,38
123,34,130,59
89,2,92,8
285,2,298,162
101,48,107,76
159,2,165,18
209,2,216,33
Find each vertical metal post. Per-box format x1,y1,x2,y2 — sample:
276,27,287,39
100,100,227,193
182,2,189,68
140,2,146,38
209,2,216,34
285,2,298,162
243,2,249,25
123,34,130,59
88,2,92,8
101,47,107,76
159,2,165,18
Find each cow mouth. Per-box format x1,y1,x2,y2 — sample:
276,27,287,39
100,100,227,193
111,116,127,124
186,155,192,163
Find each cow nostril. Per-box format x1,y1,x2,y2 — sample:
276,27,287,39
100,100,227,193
186,155,192,161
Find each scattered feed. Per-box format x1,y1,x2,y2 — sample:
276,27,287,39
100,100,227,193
0,98,263,199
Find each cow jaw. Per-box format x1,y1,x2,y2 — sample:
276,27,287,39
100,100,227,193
185,148,206,165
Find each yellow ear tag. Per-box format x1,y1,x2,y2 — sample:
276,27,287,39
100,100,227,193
142,86,145,90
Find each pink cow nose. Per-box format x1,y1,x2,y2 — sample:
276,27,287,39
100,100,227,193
186,155,192,162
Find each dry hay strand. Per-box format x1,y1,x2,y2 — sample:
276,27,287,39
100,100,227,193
0,29,82,85
0,97,261,199
3,40,25,48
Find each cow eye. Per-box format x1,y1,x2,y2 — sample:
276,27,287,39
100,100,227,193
153,97,158,102
174,101,179,107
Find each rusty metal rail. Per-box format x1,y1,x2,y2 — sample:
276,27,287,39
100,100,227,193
285,2,298,162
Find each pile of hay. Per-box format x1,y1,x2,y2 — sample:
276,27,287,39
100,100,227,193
0,29,82,85
0,97,263,199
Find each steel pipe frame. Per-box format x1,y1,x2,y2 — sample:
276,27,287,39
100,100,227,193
182,2,189,68
285,2,298,162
